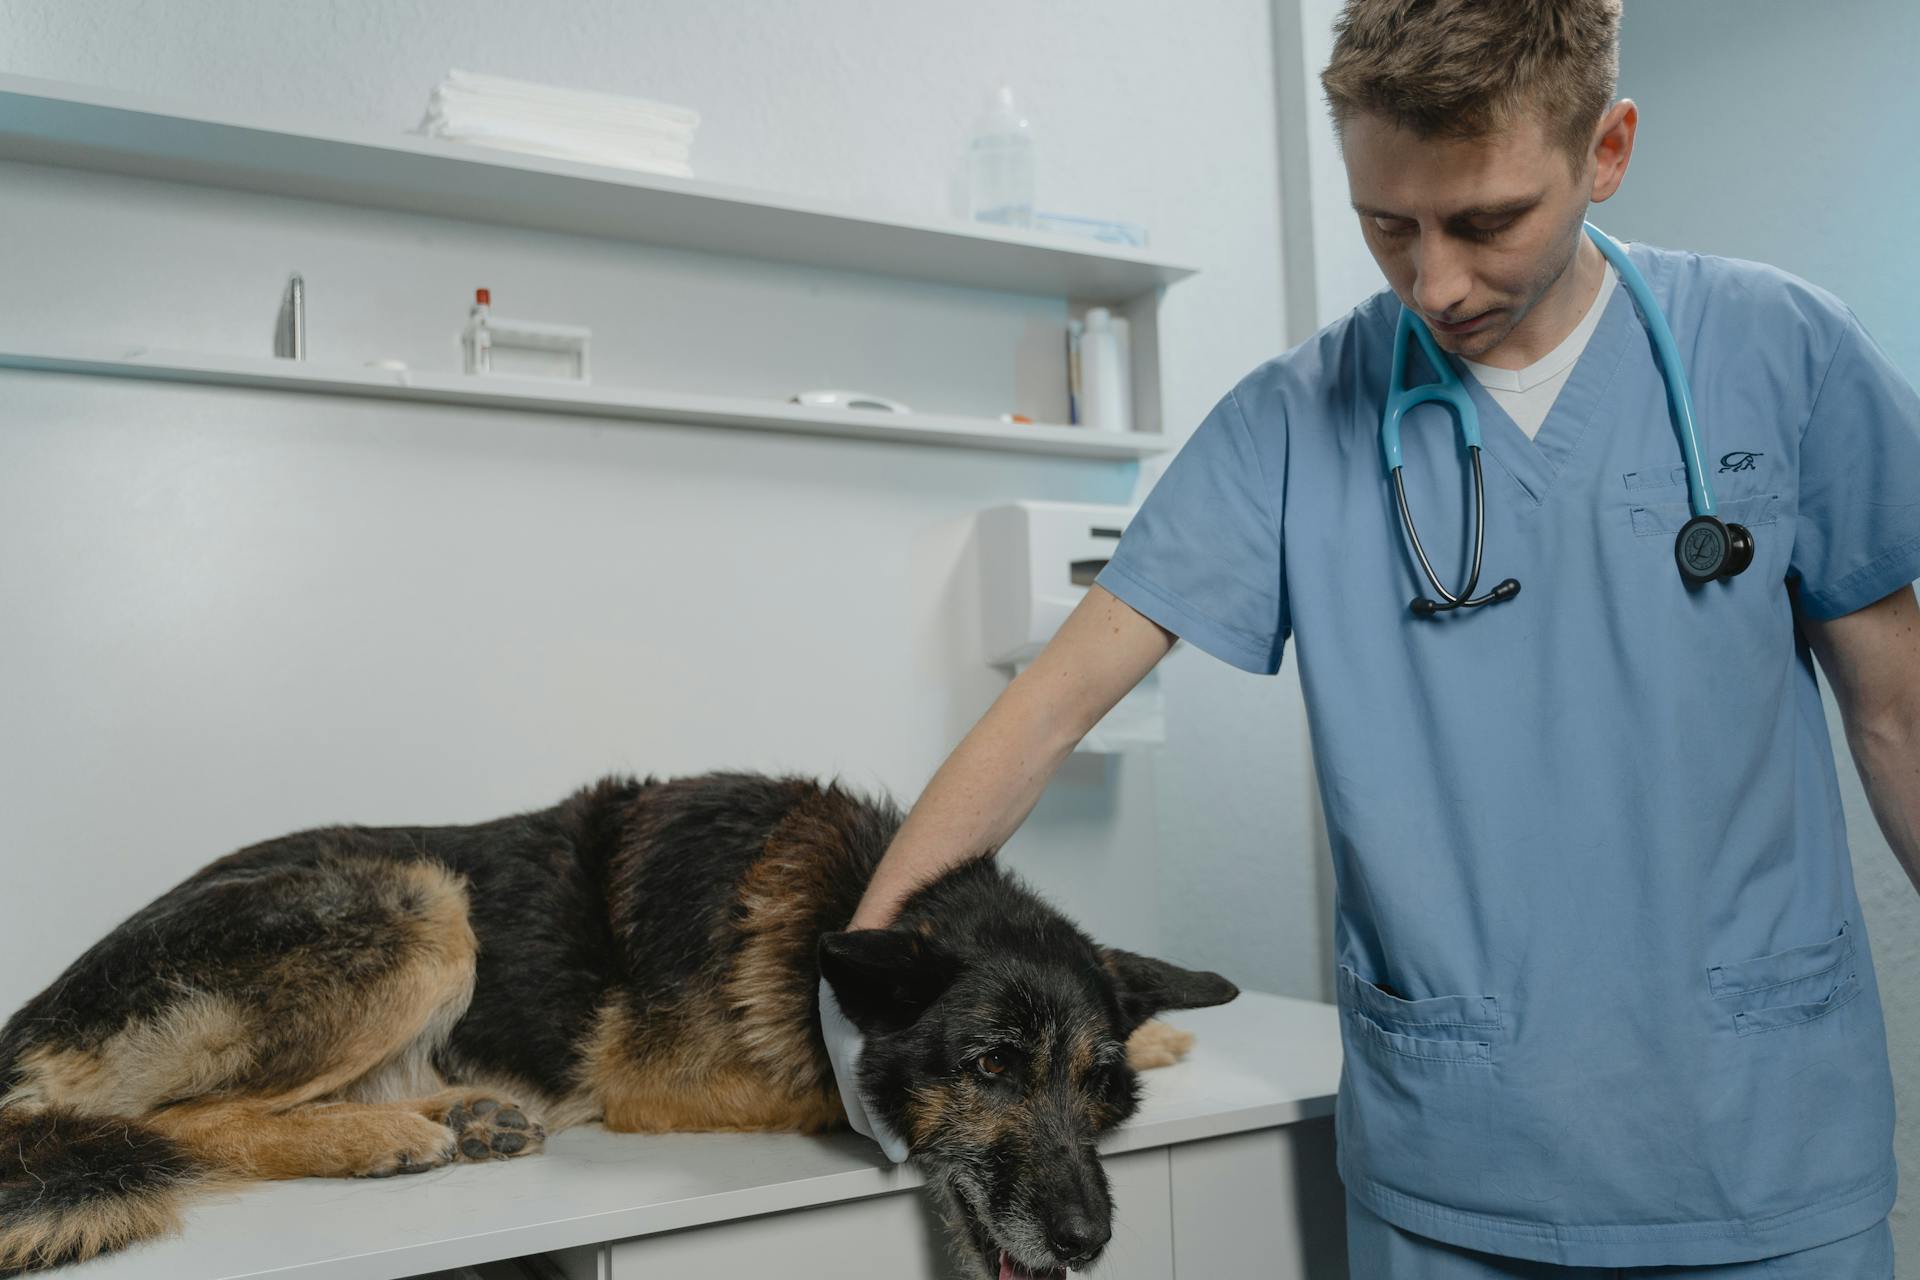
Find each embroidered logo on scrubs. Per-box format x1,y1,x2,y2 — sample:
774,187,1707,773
1718,451,1763,473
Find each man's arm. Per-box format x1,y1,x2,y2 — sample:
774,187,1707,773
1798,581,1920,894
847,584,1175,930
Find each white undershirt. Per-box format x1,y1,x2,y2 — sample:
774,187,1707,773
1460,259,1618,440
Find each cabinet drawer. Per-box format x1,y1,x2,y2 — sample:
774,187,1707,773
607,1147,1172,1279
1170,1118,1345,1278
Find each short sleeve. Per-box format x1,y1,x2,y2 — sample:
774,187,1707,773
1789,309,1920,620
1094,386,1288,674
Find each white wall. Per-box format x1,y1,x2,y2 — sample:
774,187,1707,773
1609,0,1919,377
1272,0,1379,336
0,1,1323,1017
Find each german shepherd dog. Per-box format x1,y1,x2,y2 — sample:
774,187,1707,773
0,771,1239,1277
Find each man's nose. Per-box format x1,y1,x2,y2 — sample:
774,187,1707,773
1412,235,1472,320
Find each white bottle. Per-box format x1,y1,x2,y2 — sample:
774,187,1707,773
1077,307,1132,432
462,287,493,374
967,84,1035,228
1109,313,1132,432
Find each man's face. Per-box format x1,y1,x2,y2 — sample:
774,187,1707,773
1342,109,1601,363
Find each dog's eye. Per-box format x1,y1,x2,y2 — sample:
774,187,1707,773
974,1051,1009,1077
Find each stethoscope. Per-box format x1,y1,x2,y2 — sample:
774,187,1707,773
1382,221,1754,618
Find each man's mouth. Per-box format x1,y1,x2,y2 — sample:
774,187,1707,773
1431,310,1495,334
998,1248,1067,1279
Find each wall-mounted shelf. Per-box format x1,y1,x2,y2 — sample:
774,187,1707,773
0,73,1197,305
0,343,1175,460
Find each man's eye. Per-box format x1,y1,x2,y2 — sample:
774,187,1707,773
975,1051,1009,1077
1371,217,1415,237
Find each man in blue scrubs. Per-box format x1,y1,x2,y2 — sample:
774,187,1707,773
838,0,1920,1274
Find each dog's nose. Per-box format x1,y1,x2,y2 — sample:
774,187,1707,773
1047,1209,1109,1266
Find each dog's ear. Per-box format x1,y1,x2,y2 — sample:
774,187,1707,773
818,928,963,1035
1097,946,1240,1036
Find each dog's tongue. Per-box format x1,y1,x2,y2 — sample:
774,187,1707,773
999,1249,1065,1280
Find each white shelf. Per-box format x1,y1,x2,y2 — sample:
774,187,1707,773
0,73,1196,304
62,991,1340,1280
0,342,1174,459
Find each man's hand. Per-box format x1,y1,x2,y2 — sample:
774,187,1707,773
1798,581,1920,893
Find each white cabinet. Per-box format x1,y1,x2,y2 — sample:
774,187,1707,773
551,1122,1347,1280
1170,1120,1347,1278
600,1146,1174,1280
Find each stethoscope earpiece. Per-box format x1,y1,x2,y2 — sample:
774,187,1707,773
1411,577,1519,617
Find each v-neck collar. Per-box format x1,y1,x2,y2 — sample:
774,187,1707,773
1439,249,1642,508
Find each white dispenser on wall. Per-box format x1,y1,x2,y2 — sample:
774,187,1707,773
978,500,1165,753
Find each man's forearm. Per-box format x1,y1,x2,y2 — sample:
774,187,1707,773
846,584,1175,931
847,697,1075,930
1797,584,1920,893
1842,708,1920,894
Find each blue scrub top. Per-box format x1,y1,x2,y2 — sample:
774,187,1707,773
1095,240,1920,1268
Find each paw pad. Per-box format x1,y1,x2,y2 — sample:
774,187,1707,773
445,1096,546,1161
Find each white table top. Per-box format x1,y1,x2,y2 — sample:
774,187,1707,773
65,991,1340,1280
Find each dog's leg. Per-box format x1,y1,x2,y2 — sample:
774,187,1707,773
145,1098,456,1179
597,1061,841,1134
30,858,498,1186
583,1001,843,1135
10,860,481,1123
146,1090,549,1176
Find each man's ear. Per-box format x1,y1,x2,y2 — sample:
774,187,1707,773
818,928,963,1035
1098,946,1240,1037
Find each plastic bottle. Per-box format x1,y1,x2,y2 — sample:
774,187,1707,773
967,84,1035,228
1077,307,1132,432
462,287,492,374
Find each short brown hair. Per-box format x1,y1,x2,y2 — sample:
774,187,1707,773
1320,0,1622,175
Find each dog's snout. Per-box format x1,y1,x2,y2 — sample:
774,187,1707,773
1046,1207,1109,1266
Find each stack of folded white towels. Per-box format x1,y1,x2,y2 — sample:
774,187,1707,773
418,68,700,178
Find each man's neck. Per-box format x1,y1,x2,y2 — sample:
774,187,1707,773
1475,235,1609,371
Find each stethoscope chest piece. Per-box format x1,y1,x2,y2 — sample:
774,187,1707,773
1675,515,1755,585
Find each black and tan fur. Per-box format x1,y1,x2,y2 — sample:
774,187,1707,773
0,771,1238,1276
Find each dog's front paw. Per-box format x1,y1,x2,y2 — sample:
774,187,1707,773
1124,1018,1196,1070
443,1097,547,1160
362,1113,459,1177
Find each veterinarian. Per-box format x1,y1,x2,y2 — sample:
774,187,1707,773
828,0,1920,1275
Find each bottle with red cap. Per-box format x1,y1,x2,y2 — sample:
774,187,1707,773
461,287,493,374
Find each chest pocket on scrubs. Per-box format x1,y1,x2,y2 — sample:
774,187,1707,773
1707,919,1863,1036
1626,491,1781,538
1619,460,1781,539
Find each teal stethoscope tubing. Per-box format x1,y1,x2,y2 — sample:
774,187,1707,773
1381,221,1723,611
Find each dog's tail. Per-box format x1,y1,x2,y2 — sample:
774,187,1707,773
0,1106,216,1272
